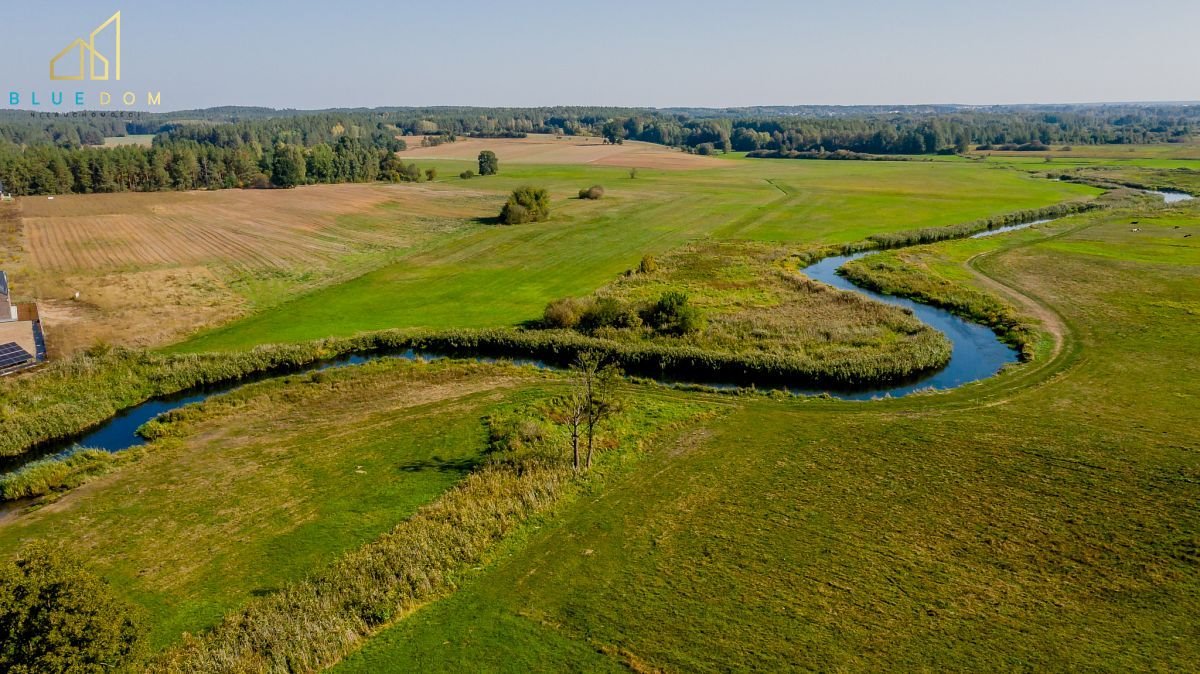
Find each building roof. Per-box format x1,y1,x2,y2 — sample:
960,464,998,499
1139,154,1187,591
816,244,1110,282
0,341,34,372
0,321,36,359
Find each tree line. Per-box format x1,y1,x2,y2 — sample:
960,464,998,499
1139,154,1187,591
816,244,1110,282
0,135,417,195
1,105,1197,195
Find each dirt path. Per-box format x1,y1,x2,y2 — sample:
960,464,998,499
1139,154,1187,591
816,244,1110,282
965,249,1067,360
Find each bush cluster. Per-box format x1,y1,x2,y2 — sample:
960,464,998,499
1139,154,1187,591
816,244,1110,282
543,291,702,338
499,186,551,224
578,185,604,200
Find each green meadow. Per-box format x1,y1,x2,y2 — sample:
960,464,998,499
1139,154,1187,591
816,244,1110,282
176,160,1096,351
336,199,1200,672
3,151,1196,670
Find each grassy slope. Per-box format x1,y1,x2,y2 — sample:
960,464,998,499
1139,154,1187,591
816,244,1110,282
336,204,1200,671
0,360,536,648
175,161,1095,351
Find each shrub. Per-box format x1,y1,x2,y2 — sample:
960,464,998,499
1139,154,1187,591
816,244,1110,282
578,185,604,200
459,170,474,180
638,254,658,274
499,186,550,225
543,297,589,329
0,543,146,672
579,297,641,333
643,291,704,336
425,167,438,181
695,142,716,156
478,150,498,176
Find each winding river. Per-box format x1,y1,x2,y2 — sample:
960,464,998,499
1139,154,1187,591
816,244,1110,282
6,190,1194,473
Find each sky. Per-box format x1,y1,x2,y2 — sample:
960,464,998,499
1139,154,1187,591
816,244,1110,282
2,0,1197,111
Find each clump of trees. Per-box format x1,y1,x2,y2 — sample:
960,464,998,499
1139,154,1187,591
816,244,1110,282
547,352,621,471
477,150,499,176
578,185,604,200
542,291,703,338
0,544,146,672
379,155,424,183
499,186,550,224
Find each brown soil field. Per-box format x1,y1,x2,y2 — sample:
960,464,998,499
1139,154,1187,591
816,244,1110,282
398,133,718,170
14,183,491,355
20,183,481,272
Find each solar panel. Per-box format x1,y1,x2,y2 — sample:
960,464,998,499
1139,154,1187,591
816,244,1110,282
0,342,34,369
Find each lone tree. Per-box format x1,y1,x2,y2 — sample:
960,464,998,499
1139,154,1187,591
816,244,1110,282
478,150,499,176
549,352,621,471
577,352,621,470
0,544,146,673
499,186,551,224
547,387,587,470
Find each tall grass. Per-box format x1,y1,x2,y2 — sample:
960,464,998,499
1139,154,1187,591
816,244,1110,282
0,448,128,500
2,326,947,464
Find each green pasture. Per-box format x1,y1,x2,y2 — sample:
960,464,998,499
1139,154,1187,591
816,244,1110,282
337,201,1200,672
177,159,1097,351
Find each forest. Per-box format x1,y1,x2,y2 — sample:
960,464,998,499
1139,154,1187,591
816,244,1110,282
0,104,1196,195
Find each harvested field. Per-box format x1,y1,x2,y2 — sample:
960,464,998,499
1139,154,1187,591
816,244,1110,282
398,133,717,170
16,183,492,354
20,183,483,273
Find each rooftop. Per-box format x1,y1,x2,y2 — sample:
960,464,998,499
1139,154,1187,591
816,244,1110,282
0,321,36,360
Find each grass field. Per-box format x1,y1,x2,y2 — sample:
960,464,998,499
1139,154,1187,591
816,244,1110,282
101,135,156,148
7,142,1096,355
335,201,1200,672
0,360,537,647
172,156,1097,351
397,133,716,170
3,146,1196,670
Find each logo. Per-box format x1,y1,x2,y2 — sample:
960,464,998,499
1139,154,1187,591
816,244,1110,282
50,11,121,81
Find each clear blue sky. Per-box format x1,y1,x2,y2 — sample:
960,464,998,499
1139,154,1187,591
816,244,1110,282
3,0,1197,111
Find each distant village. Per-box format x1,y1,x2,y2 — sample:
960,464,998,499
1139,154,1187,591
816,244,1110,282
0,271,44,375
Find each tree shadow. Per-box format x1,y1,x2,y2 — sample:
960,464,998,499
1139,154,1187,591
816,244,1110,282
395,456,479,474
472,215,504,226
